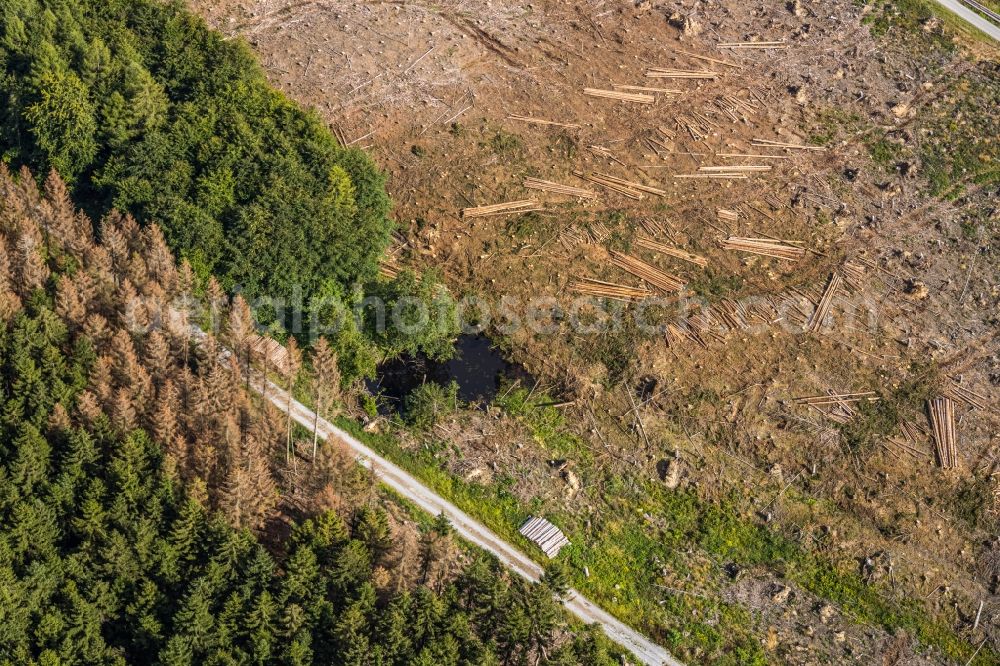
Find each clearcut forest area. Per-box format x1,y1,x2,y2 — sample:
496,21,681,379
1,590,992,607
1,0,999,664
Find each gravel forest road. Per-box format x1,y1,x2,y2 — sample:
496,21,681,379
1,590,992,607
254,375,682,666
934,0,1000,40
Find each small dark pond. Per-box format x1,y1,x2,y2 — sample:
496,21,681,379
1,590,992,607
367,334,534,414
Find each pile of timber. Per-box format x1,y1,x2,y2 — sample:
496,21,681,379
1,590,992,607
719,40,788,49
806,272,842,332
461,199,540,219
248,334,290,374
569,277,655,302
378,262,400,279
610,250,685,292
944,380,991,411
519,516,570,558
613,84,682,95
796,390,878,424
716,152,790,160
523,177,597,199
583,87,654,104
927,396,958,469
717,208,739,223
794,391,878,406
646,67,719,79
507,114,580,129
885,420,931,459
699,165,771,175
841,261,867,291
720,237,806,261
674,173,748,180
752,138,827,152
635,237,708,267
573,171,666,199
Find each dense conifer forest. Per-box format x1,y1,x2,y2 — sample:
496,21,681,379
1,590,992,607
0,0,392,301
0,166,618,665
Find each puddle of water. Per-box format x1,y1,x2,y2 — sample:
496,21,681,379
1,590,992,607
367,334,533,414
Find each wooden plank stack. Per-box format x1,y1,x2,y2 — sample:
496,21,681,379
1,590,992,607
806,272,842,332
635,237,708,267
927,397,958,469
569,278,655,302
610,251,685,292
720,237,806,261
519,516,570,558
583,88,655,104
523,177,598,199
461,199,540,219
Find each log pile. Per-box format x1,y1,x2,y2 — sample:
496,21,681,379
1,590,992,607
806,272,842,332
461,199,540,219
717,208,739,223
944,380,992,411
573,171,644,199
720,237,806,261
752,138,827,152
569,278,655,302
927,397,958,469
885,420,931,459
523,177,598,199
610,251,685,292
841,261,867,291
635,237,708,267
379,262,400,279
248,334,290,374
700,165,771,173
719,40,788,49
613,84,683,94
583,88,655,104
795,390,878,424
646,67,720,79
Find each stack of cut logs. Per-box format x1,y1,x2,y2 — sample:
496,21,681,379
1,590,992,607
610,251,685,292
928,397,958,469
807,272,842,332
721,237,806,261
583,88,654,104
523,177,597,199
461,199,540,219
569,278,655,302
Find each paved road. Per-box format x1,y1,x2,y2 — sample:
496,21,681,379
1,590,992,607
932,0,1000,40
253,375,682,666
